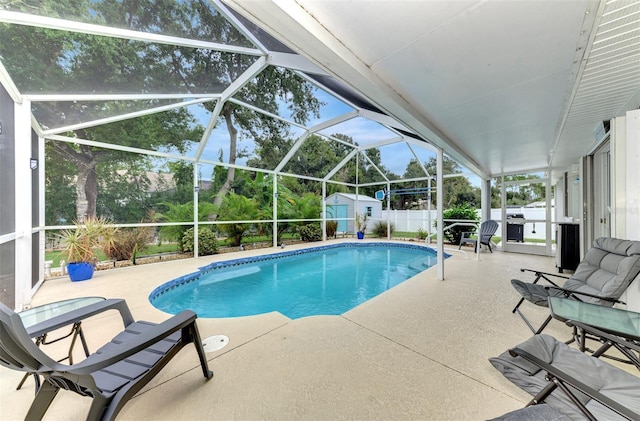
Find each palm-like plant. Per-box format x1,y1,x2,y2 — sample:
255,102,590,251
58,217,118,263
156,201,217,251
216,193,259,246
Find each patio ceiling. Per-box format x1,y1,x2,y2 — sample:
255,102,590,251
224,0,640,179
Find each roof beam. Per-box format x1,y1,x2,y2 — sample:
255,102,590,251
0,11,262,56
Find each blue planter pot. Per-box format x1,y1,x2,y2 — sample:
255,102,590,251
356,232,365,240
67,262,95,282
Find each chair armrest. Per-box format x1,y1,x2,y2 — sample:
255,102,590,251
55,310,198,375
543,286,626,305
26,299,135,338
520,269,571,281
509,346,639,420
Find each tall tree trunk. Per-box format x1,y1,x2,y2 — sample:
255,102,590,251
74,158,97,222
54,142,99,222
213,107,238,208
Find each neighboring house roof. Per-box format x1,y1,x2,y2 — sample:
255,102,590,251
116,170,175,192
325,193,380,202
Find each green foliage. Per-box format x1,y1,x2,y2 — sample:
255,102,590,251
296,223,322,242
491,174,546,208
182,227,218,256
416,227,428,240
397,156,480,210
326,220,338,238
58,217,118,263
372,221,395,238
156,201,217,251
216,193,259,246
442,204,479,244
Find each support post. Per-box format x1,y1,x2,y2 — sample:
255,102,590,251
15,99,32,308
436,148,444,280
193,163,199,258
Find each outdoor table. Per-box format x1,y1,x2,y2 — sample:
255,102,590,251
17,296,106,391
548,296,640,369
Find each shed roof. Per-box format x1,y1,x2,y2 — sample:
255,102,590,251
326,193,380,203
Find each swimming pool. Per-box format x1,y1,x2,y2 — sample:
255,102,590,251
150,242,441,319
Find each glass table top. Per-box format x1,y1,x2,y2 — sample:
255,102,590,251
19,297,105,329
548,297,640,341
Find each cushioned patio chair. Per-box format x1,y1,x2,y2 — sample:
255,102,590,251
511,237,640,334
490,334,640,421
0,300,213,421
459,220,498,253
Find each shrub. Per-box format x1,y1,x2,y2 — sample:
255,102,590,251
372,220,395,238
182,227,218,256
326,220,338,238
442,203,479,244
296,223,322,242
103,226,153,262
416,227,428,240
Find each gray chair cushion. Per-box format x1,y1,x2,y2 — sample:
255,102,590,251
490,334,640,421
510,280,565,306
563,238,640,305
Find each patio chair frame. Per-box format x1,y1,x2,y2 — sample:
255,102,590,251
509,343,640,421
511,268,624,334
0,300,213,421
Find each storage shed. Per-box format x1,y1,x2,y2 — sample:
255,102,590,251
325,193,382,234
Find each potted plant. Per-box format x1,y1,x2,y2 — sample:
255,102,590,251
355,212,368,239
58,217,118,281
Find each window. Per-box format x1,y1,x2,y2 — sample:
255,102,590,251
366,206,372,217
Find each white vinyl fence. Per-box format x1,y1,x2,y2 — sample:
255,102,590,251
373,208,553,241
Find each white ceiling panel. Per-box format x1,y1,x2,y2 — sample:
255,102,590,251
227,0,639,179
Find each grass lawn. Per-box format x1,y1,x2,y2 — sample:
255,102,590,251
45,243,181,268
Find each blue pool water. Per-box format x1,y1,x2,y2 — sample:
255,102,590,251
150,243,440,319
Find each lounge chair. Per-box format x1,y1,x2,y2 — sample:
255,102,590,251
490,334,640,420
511,237,640,334
0,300,213,421
458,220,498,253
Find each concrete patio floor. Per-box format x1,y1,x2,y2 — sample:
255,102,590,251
1,240,583,420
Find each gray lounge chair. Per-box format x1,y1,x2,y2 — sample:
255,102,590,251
0,300,213,421
511,237,640,334
459,220,498,253
490,334,640,421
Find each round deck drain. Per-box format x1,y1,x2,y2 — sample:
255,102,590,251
202,335,229,352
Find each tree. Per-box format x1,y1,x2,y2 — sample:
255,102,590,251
211,67,323,207
50,110,201,220
1,1,246,221
403,156,480,209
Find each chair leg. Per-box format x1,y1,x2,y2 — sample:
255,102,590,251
86,394,111,421
535,315,553,334
514,306,553,335
25,380,59,421
187,322,213,380
512,297,526,314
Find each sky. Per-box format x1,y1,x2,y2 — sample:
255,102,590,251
178,84,447,181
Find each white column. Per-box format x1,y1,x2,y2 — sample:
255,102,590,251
14,99,31,309
38,134,45,286
193,163,199,258
436,148,444,280
322,181,327,241
273,176,278,247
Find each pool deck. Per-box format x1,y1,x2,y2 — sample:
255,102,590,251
0,239,596,420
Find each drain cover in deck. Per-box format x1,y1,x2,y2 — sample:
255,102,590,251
202,335,229,352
